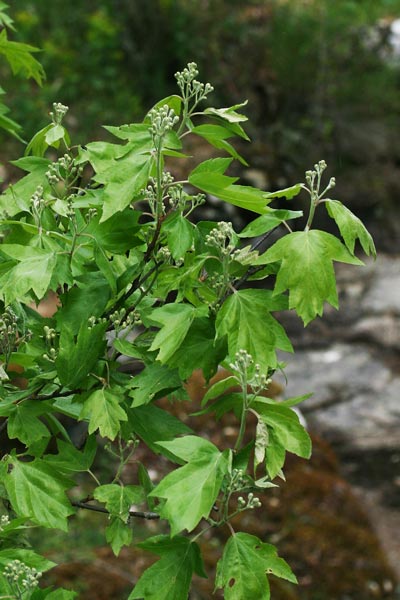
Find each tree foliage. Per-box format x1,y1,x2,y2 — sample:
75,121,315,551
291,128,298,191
0,15,376,597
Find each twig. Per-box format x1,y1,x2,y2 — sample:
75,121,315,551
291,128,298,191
72,500,161,520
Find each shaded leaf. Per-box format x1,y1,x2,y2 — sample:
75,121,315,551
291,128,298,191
129,535,205,600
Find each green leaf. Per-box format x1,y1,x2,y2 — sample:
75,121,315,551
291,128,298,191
0,548,55,572
201,374,238,407
7,400,50,446
255,230,363,325
238,210,303,238
0,156,50,216
215,289,292,368
253,400,312,460
189,163,271,214
94,484,144,520
105,516,132,556
127,405,192,459
44,437,96,473
4,456,74,530
215,532,297,599
56,274,110,333
0,245,56,304
87,209,141,253
149,304,197,363
129,535,206,600
204,101,249,140
162,213,194,260
55,321,107,388
79,388,128,440
263,427,286,480
130,362,182,407
0,29,45,85
95,151,152,222
150,436,229,535
326,199,376,257
166,317,226,381
263,184,302,200
191,123,248,165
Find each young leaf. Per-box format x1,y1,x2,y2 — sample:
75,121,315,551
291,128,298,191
79,388,128,440
150,437,230,535
3,456,74,530
0,156,50,216
94,484,144,520
325,199,376,257
105,516,132,556
215,532,297,599
215,289,293,368
263,183,302,200
255,230,363,325
191,123,248,165
129,535,206,600
0,29,45,85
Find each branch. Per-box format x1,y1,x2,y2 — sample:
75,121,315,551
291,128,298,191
72,500,161,520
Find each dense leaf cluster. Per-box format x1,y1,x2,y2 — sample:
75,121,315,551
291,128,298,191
0,55,375,599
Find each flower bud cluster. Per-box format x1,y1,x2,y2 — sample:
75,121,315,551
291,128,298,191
231,468,245,491
205,221,235,256
0,514,10,531
43,325,56,343
251,363,271,393
45,154,82,189
156,246,172,263
229,349,254,375
110,308,137,331
0,308,18,358
4,559,42,592
87,315,107,330
50,102,68,125
43,347,57,362
175,62,214,102
31,185,45,222
237,492,262,510
149,105,179,138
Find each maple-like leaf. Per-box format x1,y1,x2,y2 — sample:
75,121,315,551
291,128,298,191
149,436,230,535
255,230,363,325
215,532,297,599
325,200,376,257
129,535,206,600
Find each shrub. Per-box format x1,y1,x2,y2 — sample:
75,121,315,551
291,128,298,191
0,56,376,598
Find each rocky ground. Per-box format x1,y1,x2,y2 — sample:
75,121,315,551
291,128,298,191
276,254,400,580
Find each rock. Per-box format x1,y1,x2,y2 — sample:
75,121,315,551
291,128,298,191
278,343,400,451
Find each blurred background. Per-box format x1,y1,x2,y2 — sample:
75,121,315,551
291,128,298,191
1,1,400,598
